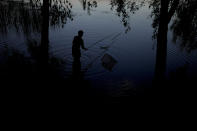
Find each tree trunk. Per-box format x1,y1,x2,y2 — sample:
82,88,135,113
154,0,169,83
40,0,50,66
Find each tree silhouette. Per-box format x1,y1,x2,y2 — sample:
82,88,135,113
0,0,73,36
0,0,71,81
0,0,42,36
0,0,66,84
110,0,146,33
150,0,197,53
170,0,197,53
150,0,179,82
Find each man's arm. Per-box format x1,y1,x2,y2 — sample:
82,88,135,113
81,39,88,51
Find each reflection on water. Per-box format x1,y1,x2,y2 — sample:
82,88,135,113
0,0,197,103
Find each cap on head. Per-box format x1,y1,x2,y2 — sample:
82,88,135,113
78,30,84,37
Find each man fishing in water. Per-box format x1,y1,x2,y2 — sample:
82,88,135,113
72,30,88,60
72,30,88,80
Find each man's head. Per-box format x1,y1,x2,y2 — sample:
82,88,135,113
78,30,84,37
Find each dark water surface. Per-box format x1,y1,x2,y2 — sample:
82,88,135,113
0,0,197,102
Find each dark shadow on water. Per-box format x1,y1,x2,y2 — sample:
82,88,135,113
0,44,155,105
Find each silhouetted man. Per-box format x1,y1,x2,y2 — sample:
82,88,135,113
72,30,87,81
72,30,88,60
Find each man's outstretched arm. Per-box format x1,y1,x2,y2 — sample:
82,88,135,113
81,40,88,51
